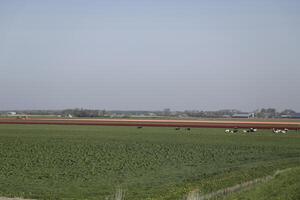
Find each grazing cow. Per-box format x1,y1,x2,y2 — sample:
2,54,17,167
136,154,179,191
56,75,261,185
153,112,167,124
225,128,238,134
175,127,180,130
243,130,248,133
186,128,191,131
273,128,280,134
137,126,143,129
247,128,257,133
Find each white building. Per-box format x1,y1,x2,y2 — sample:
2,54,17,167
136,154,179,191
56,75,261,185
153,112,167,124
232,113,255,118
7,112,17,116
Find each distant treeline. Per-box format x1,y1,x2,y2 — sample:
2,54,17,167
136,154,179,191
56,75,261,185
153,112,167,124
0,108,298,118
61,109,106,118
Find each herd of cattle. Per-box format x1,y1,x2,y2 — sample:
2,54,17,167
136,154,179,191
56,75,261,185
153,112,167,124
137,126,290,134
225,128,257,134
224,127,290,134
272,128,289,134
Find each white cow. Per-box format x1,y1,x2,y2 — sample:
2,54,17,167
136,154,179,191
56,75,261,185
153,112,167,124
273,128,281,134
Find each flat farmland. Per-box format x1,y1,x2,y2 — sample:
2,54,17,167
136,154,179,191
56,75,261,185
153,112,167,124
1,118,300,130
0,125,300,199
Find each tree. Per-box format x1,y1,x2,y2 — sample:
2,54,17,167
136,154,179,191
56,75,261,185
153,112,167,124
280,109,296,115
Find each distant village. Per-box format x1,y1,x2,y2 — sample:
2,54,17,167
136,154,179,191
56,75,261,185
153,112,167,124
1,108,300,119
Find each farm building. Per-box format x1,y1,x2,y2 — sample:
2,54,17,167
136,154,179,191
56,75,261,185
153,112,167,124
291,113,300,119
280,113,300,119
66,114,73,118
280,114,292,118
7,112,17,116
232,113,254,118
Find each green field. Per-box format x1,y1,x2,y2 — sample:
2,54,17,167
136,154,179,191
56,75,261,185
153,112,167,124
0,125,300,200
224,167,300,200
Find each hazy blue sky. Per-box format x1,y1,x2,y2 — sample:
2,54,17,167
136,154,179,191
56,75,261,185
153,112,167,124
1,0,299,111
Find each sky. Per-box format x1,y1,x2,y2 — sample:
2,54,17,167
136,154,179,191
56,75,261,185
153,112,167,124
0,0,300,111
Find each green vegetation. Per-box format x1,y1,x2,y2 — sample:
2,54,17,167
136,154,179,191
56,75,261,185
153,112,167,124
0,125,299,199
224,167,300,200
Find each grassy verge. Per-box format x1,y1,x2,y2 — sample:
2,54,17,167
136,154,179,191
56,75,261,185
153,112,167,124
223,166,300,200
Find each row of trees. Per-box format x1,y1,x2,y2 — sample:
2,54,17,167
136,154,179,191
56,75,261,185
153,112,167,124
171,108,297,118
255,108,296,118
61,109,106,118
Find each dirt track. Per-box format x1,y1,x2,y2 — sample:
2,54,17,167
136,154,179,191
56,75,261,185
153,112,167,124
0,118,300,130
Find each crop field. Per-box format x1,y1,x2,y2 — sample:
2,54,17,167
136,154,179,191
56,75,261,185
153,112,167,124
1,118,300,130
0,125,300,200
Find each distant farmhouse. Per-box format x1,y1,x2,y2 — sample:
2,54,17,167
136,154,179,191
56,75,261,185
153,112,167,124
7,112,17,116
280,114,292,118
232,113,255,118
291,113,300,119
65,114,73,118
280,113,300,119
